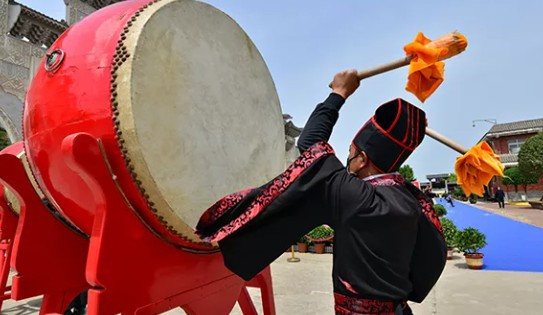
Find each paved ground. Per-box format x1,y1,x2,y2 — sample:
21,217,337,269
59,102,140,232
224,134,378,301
474,200,543,228
3,251,543,314
3,202,543,314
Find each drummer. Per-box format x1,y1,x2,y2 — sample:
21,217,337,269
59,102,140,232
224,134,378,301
197,70,446,314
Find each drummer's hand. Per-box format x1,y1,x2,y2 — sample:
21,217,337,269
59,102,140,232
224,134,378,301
330,69,360,99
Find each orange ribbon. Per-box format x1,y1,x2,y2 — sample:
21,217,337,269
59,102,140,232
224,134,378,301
404,33,448,102
455,142,505,196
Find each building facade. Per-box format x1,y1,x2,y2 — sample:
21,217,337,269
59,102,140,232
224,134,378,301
0,0,121,144
481,118,543,200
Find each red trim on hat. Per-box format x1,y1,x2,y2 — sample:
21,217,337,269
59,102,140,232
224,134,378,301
371,117,414,151
351,120,371,145
350,141,386,174
409,105,416,148
415,107,421,147
388,148,406,173
402,103,411,144
386,98,402,133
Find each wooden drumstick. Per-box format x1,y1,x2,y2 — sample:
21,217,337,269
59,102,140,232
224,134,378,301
329,32,467,86
425,127,468,155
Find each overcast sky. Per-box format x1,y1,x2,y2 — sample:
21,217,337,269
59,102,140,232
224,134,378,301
18,0,543,181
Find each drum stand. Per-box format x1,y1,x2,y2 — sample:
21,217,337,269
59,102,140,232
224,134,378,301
0,192,18,309
0,132,276,315
0,153,89,314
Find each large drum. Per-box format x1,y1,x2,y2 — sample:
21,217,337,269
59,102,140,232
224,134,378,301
24,0,285,251
0,142,45,215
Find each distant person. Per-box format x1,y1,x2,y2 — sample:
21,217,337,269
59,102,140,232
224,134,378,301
495,187,505,208
445,194,455,207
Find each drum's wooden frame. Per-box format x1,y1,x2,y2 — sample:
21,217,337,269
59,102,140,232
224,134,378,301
0,133,275,314
0,189,18,309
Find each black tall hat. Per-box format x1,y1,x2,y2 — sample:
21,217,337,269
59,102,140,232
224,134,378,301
352,98,426,173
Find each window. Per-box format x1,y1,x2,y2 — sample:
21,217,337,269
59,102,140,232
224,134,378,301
508,139,525,154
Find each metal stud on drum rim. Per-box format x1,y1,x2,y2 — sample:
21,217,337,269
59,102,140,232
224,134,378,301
23,0,285,251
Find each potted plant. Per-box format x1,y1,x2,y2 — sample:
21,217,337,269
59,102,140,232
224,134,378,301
454,227,487,269
440,217,458,259
307,225,334,254
434,204,447,217
296,236,310,253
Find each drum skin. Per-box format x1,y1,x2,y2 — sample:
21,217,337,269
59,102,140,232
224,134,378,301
23,0,285,251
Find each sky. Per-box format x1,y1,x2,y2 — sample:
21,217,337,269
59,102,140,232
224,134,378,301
18,0,543,181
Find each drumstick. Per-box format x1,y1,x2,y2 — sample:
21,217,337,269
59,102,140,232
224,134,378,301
425,127,467,154
329,32,467,86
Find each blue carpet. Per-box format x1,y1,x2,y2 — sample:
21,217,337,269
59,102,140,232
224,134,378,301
437,200,543,272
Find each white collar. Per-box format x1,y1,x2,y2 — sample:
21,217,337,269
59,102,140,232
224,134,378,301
362,172,401,181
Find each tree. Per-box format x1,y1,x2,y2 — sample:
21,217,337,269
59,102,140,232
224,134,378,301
503,167,520,193
502,167,538,196
447,173,457,183
518,132,543,200
399,164,416,181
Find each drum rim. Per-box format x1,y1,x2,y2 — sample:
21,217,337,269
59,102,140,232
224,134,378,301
110,0,284,251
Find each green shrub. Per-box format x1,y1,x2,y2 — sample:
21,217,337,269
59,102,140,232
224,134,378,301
433,204,447,217
307,225,334,244
440,217,458,248
298,236,310,245
469,194,478,204
454,227,487,254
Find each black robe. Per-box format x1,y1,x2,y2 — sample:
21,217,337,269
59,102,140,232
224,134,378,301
196,93,446,305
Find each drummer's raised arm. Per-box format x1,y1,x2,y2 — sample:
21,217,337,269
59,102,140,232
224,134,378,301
297,70,360,152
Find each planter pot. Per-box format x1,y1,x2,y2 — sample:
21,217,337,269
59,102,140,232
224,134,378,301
314,243,325,254
447,247,454,260
464,253,484,269
297,242,308,253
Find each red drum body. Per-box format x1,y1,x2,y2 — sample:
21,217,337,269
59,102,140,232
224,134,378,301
23,0,285,251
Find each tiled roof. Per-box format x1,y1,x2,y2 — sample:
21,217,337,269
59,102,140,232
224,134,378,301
8,1,68,47
9,1,67,29
485,118,543,137
82,0,126,10
499,153,518,165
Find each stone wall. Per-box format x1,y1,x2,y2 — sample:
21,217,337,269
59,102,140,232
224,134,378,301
0,0,100,142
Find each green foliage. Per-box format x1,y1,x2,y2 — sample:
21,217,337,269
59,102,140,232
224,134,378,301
307,225,334,244
440,217,458,248
454,227,487,254
447,173,457,183
452,186,466,199
298,236,310,245
518,132,543,181
398,164,416,181
469,194,478,204
433,204,447,217
503,167,538,193
0,128,10,151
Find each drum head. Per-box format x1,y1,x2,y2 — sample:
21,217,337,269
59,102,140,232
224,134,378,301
114,0,285,243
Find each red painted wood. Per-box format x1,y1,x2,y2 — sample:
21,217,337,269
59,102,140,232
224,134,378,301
62,133,275,314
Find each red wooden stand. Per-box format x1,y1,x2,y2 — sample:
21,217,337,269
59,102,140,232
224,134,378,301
0,152,89,314
61,132,275,315
0,132,276,314
0,190,18,309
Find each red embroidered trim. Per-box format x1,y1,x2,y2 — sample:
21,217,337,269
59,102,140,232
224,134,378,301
416,194,444,236
197,188,252,227
339,277,359,295
334,293,397,315
366,174,405,187
208,142,335,242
